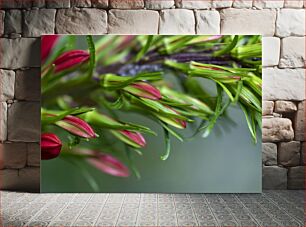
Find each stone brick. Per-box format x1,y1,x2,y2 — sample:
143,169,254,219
263,68,305,101
274,101,297,113
212,0,232,8
145,0,175,9
220,9,276,36
8,102,40,142
56,8,107,34
160,9,195,34
301,142,305,165
278,141,301,167
284,0,304,8
262,37,280,66
0,168,40,192
272,112,282,118
0,143,27,169
110,0,144,8
91,0,108,8
0,169,18,190
253,0,284,8
288,166,304,189
232,0,253,8
27,143,40,167
195,10,220,34
71,0,92,7
15,68,40,101
175,0,212,9
46,0,70,8
294,101,305,141
263,166,287,189
262,143,277,166
23,9,56,37
0,10,4,35
262,101,274,115
0,102,7,142
263,118,294,142
32,0,46,8
276,9,305,37
279,37,305,68
0,69,15,102
4,10,22,34
108,10,159,34
0,0,29,8
0,38,40,69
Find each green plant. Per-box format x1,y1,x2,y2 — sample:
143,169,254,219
41,35,262,191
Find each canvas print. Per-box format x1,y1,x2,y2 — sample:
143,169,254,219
41,35,262,193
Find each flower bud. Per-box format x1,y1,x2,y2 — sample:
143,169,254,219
41,133,62,160
53,50,90,73
154,106,187,129
55,115,96,139
124,82,162,100
120,130,146,147
41,35,59,63
87,151,130,177
111,130,146,148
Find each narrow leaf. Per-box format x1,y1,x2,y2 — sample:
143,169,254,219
161,128,171,161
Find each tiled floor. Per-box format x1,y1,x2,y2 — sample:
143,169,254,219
1,190,304,226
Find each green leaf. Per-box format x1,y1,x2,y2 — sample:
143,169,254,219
240,104,257,143
160,122,184,142
135,35,153,62
233,80,243,104
86,35,96,79
200,84,230,137
164,59,190,73
239,86,262,112
101,95,124,110
41,107,95,125
84,110,156,135
214,80,234,102
213,35,239,57
100,72,163,90
161,128,171,160
125,146,141,179
41,64,55,88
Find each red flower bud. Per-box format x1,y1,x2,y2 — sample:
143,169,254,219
41,35,59,63
53,50,90,73
120,130,146,147
124,82,162,100
41,133,62,160
55,115,96,139
87,152,130,177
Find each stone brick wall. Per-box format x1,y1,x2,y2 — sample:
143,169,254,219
0,0,304,192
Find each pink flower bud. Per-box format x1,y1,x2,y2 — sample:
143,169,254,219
169,107,187,128
53,50,90,73
41,133,62,160
55,115,96,139
124,82,162,100
87,152,130,177
120,130,146,147
41,35,59,63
